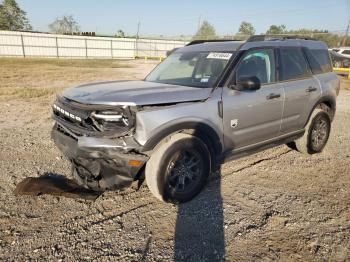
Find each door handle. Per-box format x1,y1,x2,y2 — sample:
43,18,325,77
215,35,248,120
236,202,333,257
266,93,281,100
306,86,317,92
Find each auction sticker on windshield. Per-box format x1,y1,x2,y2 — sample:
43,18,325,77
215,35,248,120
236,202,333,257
207,52,232,60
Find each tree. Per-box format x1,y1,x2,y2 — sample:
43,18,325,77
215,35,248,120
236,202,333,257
194,20,216,39
288,28,340,48
266,25,286,35
0,0,32,31
238,21,255,36
116,29,125,38
49,15,80,34
267,27,341,48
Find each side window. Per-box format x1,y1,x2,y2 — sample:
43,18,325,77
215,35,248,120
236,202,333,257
236,49,276,85
310,49,332,73
342,50,350,55
304,49,323,74
280,48,311,81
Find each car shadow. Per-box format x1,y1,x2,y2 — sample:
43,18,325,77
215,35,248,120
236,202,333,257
14,172,102,200
174,169,225,261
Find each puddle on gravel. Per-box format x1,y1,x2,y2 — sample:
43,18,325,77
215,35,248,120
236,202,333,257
14,174,102,200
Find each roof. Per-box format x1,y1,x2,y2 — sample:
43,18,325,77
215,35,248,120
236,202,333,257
175,41,244,53
176,36,328,53
241,39,328,50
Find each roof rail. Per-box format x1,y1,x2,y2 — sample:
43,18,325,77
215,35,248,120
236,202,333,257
247,35,316,42
186,39,241,46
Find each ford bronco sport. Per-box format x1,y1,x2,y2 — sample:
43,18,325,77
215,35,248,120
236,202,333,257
52,36,340,203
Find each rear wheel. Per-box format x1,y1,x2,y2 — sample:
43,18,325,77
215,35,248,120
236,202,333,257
294,108,331,154
145,133,211,203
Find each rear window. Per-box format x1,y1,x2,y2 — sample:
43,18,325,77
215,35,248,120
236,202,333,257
280,48,311,81
309,49,332,73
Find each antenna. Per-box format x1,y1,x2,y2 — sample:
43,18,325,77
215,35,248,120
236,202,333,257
136,21,141,39
135,21,140,57
197,15,202,31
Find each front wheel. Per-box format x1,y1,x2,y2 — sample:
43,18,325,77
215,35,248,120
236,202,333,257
145,133,211,203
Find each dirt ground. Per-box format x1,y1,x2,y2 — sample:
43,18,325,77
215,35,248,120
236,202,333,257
0,58,349,261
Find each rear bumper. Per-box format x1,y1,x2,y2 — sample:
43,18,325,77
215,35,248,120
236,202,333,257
51,124,148,190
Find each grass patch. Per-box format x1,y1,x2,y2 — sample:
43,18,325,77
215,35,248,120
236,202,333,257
0,57,153,101
0,87,65,99
0,57,131,68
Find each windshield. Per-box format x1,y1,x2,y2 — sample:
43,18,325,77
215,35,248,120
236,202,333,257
145,51,235,88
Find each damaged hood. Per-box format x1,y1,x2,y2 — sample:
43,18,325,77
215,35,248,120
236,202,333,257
61,80,212,106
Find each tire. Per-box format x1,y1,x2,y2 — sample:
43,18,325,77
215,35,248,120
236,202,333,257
145,133,211,204
294,108,331,154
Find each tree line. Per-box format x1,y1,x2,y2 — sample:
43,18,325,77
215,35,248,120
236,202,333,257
194,20,349,47
0,0,348,47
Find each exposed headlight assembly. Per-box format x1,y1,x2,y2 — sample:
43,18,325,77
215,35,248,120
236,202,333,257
90,107,134,130
91,112,123,121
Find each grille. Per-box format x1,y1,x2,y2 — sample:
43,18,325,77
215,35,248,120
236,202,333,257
53,102,95,132
52,96,133,137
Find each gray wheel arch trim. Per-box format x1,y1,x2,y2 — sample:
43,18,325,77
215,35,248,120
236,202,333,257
307,95,336,124
140,121,223,157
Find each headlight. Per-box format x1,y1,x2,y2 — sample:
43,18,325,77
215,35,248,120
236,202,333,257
91,112,123,121
90,107,135,131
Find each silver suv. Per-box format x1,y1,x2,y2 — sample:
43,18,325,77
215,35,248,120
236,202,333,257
51,36,340,203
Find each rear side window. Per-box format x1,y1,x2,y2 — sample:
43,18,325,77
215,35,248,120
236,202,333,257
304,49,322,74
280,48,311,81
309,49,332,73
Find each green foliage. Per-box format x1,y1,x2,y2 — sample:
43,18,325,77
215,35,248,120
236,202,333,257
238,21,255,36
49,15,80,34
0,0,32,30
116,29,125,38
345,38,350,46
266,25,287,35
194,20,216,39
264,25,345,48
285,28,341,48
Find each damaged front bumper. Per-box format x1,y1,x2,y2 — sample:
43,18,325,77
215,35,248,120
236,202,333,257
51,123,149,190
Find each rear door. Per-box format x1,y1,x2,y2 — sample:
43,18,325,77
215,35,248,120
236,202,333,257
222,48,284,151
279,47,321,134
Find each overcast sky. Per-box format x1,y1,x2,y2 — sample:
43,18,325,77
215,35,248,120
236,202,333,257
17,0,350,36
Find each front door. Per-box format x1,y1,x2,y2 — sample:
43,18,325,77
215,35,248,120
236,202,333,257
222,48,284,151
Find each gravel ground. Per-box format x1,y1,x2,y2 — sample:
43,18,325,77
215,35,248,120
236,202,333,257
0,60,349,261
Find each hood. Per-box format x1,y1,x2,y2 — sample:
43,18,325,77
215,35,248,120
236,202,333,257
61,80,212,106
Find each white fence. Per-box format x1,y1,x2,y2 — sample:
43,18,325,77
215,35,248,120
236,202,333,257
0,30,187,59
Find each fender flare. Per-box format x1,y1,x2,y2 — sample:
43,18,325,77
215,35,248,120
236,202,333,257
140,121,223,164
307,95,336,124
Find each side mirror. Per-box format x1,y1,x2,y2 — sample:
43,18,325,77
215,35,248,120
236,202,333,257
234,76,261,91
